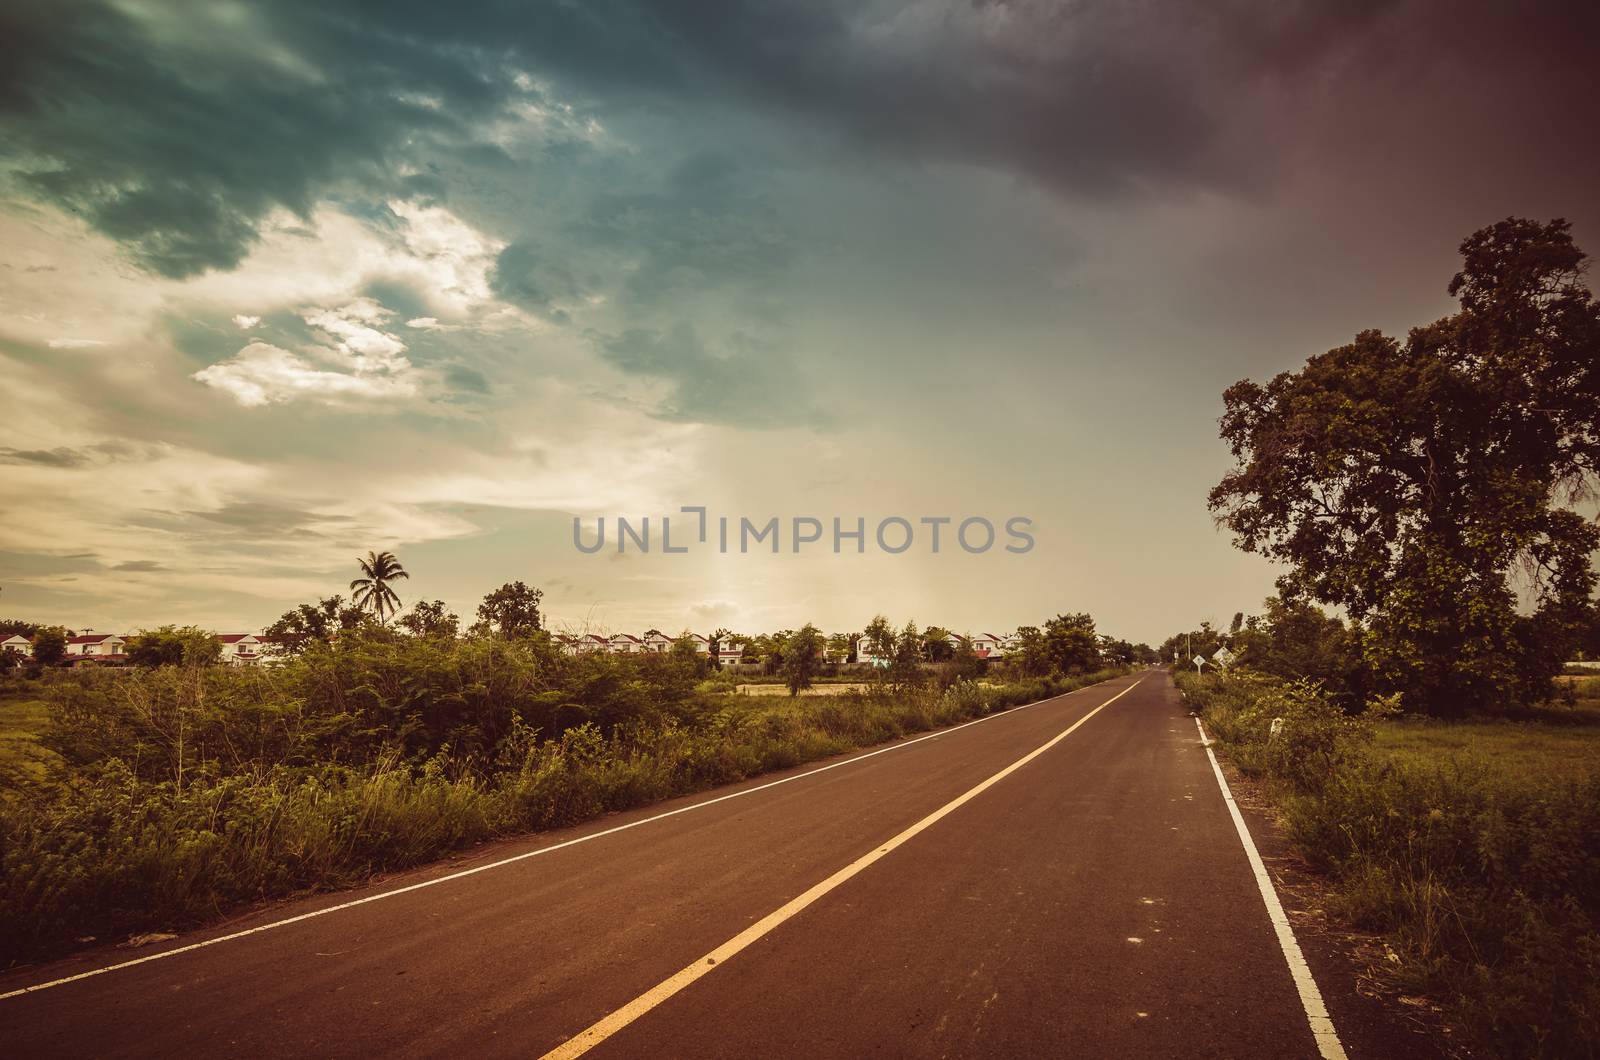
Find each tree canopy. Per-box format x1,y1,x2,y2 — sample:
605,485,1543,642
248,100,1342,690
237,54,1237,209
398,599,460,639
784,623,824,696
1210,218,1600,714
265,595,365,653
30,627,67,667
475,582,543,638
128,626,222,668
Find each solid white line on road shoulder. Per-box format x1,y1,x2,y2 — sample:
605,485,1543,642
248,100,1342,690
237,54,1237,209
1194,717,1349,1060
540,679,1145,1060
0,675,1134,1004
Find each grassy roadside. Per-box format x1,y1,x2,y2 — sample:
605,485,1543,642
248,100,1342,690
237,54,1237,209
1,668,1125,966
0,689,57,784
1179,668,1600,1058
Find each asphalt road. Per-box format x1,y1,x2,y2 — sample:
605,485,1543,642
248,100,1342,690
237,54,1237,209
0,672,1383,1058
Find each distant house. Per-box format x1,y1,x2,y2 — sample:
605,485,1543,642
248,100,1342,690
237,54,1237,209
970,632,1011,659
659,630,710,656
1,635,32,658
855,635,888,667
715,638,744,665
569,633,609,655
608,633,643,655
67,632,128,663
642,631,675,654
216,633,264,665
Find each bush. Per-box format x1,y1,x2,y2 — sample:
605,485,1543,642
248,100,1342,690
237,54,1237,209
1184,668,1600,1058
1,654,1128,963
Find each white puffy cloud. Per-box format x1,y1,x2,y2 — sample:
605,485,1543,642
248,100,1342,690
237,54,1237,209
195,295,430,407
192,341,419,408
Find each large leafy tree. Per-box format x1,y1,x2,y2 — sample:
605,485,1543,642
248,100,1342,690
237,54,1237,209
398,599,460,639
30,627,68,667
784,623,824,696
1210,218,1600,714
265,595,365,653
862,615,896,668
920,625,957,662
1231,596,1369,710
128,626,221,668
889,620,924,687
826,631,858,664
1042,612,1101,674
475,581,543,637
349,550,409,624
1009,625,1050,676
1582,600,1600,660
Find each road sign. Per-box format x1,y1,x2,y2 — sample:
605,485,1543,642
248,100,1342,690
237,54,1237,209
1214,647,1235,669
1192,655,1206,670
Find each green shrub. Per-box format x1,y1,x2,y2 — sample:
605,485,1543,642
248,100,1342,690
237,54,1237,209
1188,668,1600,1057
1,662,1128,962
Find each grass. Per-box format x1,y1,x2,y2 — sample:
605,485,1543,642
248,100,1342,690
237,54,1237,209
1373,676,1600,781
0,688,57,783
734,681,874,696
1180,668,1600,1058
1373,704,1600,781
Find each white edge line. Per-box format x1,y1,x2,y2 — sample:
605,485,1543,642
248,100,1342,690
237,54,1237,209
540,679,1144,1060
0,674,1132,1002
1195,716,1349,1060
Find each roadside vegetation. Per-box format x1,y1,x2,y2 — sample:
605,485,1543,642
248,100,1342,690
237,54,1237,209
0,593,1127,966
1166,218,1600,1058
1179,667,1599,1058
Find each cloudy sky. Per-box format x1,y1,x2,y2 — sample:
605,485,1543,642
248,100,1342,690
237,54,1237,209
1,0,1596,644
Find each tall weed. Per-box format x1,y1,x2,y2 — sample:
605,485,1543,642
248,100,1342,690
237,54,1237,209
1182,668,1600,1057
1,665,1125,962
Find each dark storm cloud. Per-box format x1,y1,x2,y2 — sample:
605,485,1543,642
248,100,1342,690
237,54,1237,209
573,153,792,309
0,442,144,468
0,3,524,276
442,363,491,394
0,446,96,469
111,560,168,573
489,243,584,320
596,324,819,428
0,550,101,576
4,0,1597,278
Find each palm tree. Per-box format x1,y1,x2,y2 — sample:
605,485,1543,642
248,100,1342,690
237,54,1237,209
349,550,409,624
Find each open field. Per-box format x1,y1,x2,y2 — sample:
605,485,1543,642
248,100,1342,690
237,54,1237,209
735,681,874,696
0,690,55,782
1374,704,1600,781
1374,677,1600,781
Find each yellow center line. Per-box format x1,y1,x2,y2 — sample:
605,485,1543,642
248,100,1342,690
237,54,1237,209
541,678,1144,1060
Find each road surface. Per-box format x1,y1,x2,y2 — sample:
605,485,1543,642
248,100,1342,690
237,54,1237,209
0,672,1401,1057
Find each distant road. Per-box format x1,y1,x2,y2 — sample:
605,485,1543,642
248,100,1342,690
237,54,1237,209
2,672,1378,1057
